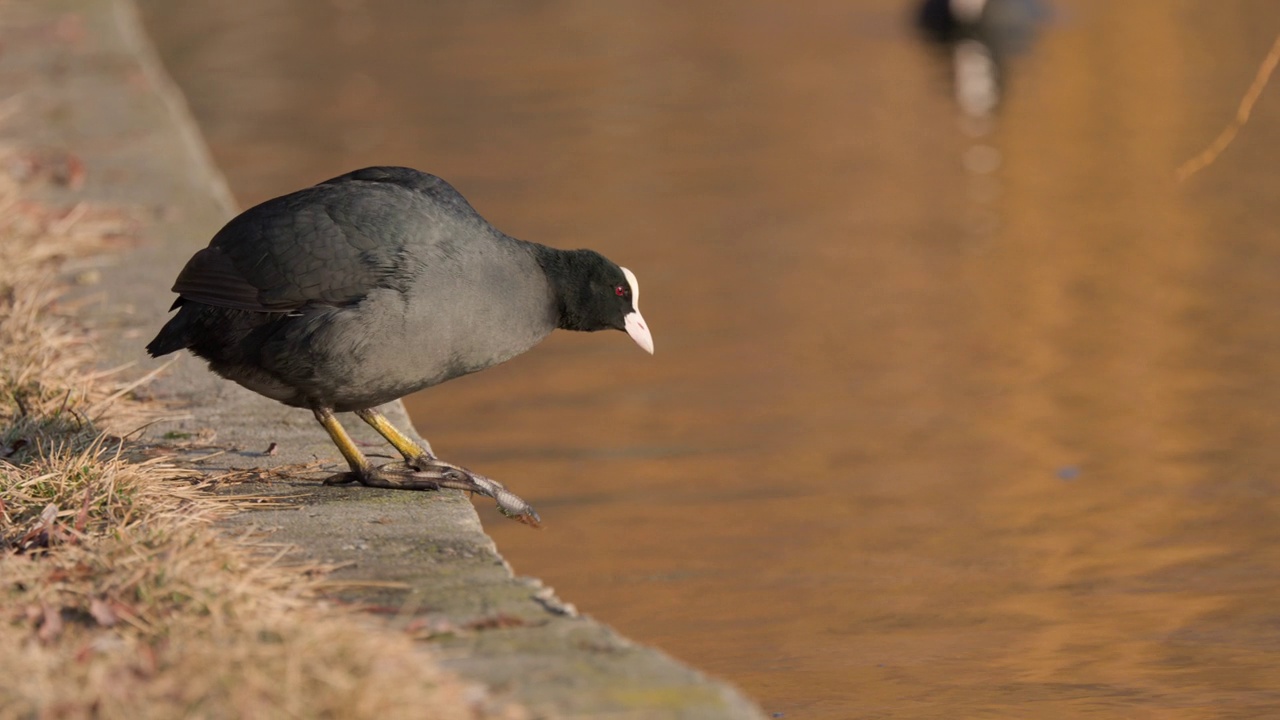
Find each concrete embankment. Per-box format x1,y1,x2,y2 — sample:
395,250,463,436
2,0,765,716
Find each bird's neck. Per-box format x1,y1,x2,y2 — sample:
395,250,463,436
529,244,600,332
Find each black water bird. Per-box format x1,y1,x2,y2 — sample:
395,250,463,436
147,166,653,524
916,0,1049,119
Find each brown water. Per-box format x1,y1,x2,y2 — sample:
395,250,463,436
139,1,1280,716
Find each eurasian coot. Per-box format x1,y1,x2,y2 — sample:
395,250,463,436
147,166,653,524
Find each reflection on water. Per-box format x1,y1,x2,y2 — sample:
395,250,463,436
916,0,1049,126
140,1,1280,716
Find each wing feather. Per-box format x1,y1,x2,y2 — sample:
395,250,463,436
170,168,488,314
171,181,412,312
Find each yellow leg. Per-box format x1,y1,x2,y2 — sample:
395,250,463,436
355,407,431,465
313,406,372,475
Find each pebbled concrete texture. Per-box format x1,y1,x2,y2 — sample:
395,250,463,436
1,1,765,717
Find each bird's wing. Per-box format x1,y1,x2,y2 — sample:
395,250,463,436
171,182,417,312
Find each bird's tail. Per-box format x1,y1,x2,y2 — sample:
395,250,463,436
145,305,193,357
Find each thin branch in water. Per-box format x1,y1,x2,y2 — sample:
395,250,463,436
1177,32,1280,182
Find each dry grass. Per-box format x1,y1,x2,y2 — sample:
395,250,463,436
0,152,519,719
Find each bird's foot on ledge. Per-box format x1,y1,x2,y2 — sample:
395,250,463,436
405,452,441,473
322,464,441,489
321,471,361,485
448,467,542,528
324,460,541,528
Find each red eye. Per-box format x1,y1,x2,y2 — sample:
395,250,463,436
615,285,627,297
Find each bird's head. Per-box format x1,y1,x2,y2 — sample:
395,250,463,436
551,250,654,355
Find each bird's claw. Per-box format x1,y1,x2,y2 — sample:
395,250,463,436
323,471,360,485
380,457,541,527
454,469,542,528
405,452,440,473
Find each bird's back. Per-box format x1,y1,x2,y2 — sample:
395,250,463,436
149,167,559,410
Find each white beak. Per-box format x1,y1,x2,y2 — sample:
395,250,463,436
624,311,654,355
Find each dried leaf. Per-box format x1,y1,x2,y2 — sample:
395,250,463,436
37,603,63,644
75,485,92,533
3,437,27,456
89,597,118,627
38,502,58,526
